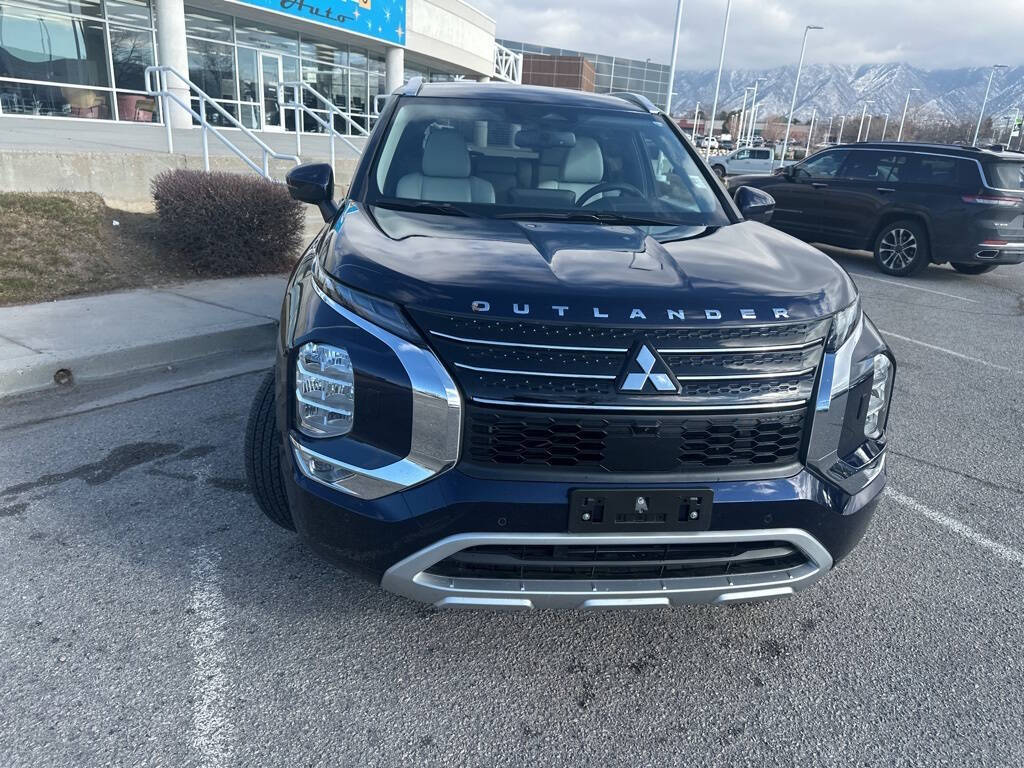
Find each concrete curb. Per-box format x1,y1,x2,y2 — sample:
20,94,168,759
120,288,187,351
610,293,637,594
0,319,277,399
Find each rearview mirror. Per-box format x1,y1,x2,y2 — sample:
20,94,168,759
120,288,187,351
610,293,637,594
285,163,338,222
733,185,775,224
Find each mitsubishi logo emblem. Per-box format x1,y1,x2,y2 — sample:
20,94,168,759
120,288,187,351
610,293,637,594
618,342,680,393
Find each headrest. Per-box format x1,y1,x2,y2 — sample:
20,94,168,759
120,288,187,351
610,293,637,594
561,136,604,184
475,155,518,175
422,131,470,178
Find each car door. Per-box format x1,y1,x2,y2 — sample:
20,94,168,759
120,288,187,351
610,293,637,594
818,150,908,248
764,149,850,241
750,149,773,174
728,148,751,174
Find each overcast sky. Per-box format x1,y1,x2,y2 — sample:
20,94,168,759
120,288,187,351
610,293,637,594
475,0,1024,71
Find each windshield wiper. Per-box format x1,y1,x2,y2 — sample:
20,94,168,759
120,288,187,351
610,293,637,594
372,198,470,217
494,210,685,227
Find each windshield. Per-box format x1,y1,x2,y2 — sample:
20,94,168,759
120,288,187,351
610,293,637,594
987,161,1024,190
366,97,731,236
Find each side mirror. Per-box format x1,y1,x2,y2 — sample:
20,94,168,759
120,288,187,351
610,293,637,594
285,163,338,222
733,185,775,224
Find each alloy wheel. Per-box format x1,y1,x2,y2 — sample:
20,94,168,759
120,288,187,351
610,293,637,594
878,227,918,271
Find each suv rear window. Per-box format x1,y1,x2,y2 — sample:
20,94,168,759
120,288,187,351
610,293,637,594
985,161,1024,190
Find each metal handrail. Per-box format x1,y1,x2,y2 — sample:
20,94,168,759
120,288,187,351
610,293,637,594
144,65,300,178
279,81,368,175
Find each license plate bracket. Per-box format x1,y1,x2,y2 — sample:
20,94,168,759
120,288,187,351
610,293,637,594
568,489,713,533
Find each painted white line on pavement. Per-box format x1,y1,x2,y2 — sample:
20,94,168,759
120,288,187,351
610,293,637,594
189,548,232,768
846,271,979,303
885,488,1024,568
880,329,1018,373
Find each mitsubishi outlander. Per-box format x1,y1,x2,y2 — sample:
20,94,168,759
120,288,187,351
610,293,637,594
244,80,895,610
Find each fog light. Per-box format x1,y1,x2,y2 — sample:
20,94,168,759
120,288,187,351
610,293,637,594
295,342,354,438
864,354,892,439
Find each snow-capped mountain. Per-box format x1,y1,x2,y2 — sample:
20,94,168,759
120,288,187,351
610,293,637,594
671,63,1024,124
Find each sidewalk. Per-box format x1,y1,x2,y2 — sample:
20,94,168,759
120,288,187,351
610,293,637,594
0,276,285,398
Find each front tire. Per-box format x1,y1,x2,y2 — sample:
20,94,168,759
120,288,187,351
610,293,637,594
874,220,930,276
244,369,295,531
951,262,996,275
712,164,726,179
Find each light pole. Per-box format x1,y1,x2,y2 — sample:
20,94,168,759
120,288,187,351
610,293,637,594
973,64,1007,146
856,101,873,142
665,0,685,112
864,113,874,141
747,77,765,146
748,101,760,146
805,108,817,154
826,115,834,144
1001,107,1018,144
692,101,700,141
837,114,847,144
897,87,919,142
736,86,753,148
778,24,823,169
880,113,890,141
705,0,734,160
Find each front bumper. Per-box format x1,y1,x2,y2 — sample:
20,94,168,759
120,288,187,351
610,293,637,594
282,454,886,607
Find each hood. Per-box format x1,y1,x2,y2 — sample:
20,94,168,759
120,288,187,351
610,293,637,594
321,204,857,326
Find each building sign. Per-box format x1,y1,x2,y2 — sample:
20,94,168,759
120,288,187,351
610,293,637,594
237,0,407,45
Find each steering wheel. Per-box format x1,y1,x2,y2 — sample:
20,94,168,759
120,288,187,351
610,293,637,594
575,181,645,207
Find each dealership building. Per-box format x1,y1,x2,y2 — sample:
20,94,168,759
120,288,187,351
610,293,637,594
0,0,514,130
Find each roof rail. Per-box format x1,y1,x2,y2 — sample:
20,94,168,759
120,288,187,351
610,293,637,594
610,92,660,114
398,76,424,96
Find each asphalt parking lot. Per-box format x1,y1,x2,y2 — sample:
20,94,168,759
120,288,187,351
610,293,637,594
2,249,1023,767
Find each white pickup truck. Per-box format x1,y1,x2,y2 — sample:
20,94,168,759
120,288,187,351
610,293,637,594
710,147,792,178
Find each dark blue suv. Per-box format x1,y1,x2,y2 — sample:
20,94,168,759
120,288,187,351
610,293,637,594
245,81,895,610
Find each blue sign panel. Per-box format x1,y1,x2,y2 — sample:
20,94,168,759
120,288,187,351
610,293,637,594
237,0,407,45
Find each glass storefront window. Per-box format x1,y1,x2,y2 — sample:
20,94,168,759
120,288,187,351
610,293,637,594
348,46,366,71
6,0,102,18
186,37,235,100
104,0,150,28
349,68,365,114
235,20,297,55
237,45,257,102
0,9,110,87
0,80,111,117
183,6,231,42
115,89,157,120
109,24,153,91
300,37,346,67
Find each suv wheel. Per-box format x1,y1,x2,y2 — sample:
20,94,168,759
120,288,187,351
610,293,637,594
712,164,726,179
244,369,295,531
874,220,930,276
951,262,996,275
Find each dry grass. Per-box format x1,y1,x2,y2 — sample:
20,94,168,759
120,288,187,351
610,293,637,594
0,191,204,306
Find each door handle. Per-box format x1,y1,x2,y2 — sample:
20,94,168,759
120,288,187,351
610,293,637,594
811,182,828,189
876,187,896,193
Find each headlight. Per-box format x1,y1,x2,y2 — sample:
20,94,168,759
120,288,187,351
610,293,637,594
295,342,355,438
827,297,861,351
864,353,893,439
313,257,419,342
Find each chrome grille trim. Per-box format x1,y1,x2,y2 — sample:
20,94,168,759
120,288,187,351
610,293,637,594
453,362,617,380
430,330,628,353
470,397,811,412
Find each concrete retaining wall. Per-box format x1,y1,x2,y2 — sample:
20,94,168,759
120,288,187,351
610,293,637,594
0,150,359,212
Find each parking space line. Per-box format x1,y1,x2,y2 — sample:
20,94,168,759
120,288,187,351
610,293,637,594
189,548,233,768
880,330,1018,373
886,489,1024,567
845,271,979,303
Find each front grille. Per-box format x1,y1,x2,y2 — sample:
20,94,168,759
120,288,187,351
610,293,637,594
425,541,808,581
408,309,827,473
466,406,806,472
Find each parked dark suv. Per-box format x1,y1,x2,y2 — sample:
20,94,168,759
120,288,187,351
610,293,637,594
244,81,895,610
730,142,1024,276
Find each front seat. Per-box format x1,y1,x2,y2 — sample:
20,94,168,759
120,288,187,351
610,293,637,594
539,136,604,202
397,131,495,204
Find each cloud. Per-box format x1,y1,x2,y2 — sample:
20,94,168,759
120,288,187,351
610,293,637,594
478,0,1024,70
